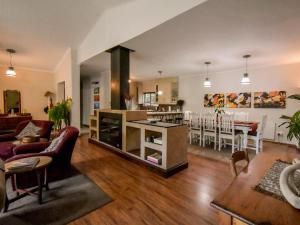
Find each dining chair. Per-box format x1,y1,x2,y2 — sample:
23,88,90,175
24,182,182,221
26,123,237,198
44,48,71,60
218,114,240,153
230,149,249,177
202,113,217,150
246,115,267,154
189,112,202,146
234,112,249,122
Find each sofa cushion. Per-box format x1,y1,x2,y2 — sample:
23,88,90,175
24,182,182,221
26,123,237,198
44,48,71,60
42,130,66,153
15,122,41,140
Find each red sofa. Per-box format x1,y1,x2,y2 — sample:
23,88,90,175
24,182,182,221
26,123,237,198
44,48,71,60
0,120,54,142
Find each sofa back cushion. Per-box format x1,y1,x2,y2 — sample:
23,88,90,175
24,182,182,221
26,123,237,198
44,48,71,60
15,122,41,140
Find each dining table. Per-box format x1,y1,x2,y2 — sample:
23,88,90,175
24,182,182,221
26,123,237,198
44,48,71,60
210,145,300,225
234,121,259,149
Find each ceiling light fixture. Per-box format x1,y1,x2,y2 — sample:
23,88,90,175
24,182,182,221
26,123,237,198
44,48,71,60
241,54,251,85
157,70,163,95
5,49,17,77
203,62,212,88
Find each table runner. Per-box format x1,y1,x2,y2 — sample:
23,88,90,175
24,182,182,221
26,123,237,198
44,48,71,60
253,159,300,201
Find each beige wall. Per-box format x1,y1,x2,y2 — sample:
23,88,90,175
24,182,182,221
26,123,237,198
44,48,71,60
137,77,178,104
0,66,55,120
54,49,72,99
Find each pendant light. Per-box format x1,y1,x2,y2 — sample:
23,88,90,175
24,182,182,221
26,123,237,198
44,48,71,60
157,70,163,95
5,49,17,77
241,54,251,85
203,61,212,88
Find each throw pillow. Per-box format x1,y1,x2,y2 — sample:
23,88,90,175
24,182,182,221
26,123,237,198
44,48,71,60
16,122,42,140
42,130,66,153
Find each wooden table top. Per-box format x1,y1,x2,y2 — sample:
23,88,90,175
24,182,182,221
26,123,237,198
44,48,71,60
5,156,52,175
211,146,300,225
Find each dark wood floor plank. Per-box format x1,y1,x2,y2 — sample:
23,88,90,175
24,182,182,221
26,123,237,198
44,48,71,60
68,135,290,225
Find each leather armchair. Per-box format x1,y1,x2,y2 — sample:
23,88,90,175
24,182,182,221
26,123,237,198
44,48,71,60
6,126,79,188
0,120,54,142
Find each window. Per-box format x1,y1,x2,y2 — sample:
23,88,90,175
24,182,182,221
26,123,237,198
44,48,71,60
143,92,156,105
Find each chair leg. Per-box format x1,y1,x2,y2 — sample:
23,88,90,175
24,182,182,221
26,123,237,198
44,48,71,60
203,136,205,147
232,139,235,153
255,138,259,154
199,133,202,146
214,136,217,150
260,139,263,152
189,132,192,144
219,137,221,151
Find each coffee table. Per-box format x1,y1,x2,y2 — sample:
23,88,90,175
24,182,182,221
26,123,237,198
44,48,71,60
4,156,52,212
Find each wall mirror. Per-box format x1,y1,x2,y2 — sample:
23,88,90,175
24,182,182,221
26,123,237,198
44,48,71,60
3,90,21,114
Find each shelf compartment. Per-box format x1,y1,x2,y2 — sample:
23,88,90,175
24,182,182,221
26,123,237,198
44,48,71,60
144,142,163,152
126,126,141,157
145,147,162,166
127,148,141,158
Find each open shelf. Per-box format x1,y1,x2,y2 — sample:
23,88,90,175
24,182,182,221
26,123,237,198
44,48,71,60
144,142,163,151
127,148,141,158
145,147,162,166
126,126,141,157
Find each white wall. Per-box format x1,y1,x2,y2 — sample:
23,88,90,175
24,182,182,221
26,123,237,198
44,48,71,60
54,48,81,129
80,70,111,126
0,66,55,120
78,0,206,63
179,63,300,144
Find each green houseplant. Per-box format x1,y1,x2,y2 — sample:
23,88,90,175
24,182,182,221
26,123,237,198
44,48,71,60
279,94,300,148
177,99,185,111
48,98,72,130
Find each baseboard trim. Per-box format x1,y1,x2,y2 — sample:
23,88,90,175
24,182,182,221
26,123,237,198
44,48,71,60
88,138,188,177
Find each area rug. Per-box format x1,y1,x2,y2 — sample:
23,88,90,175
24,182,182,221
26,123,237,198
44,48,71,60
0,173,112,225
253,160,300,201
188,144,256,163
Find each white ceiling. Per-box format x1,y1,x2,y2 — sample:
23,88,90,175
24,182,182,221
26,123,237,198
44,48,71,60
81,0,300,80
0,0,129,71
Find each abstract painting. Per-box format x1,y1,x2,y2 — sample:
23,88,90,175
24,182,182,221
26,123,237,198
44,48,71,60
226,92,251,108
254,91,286,108
204,93,225,107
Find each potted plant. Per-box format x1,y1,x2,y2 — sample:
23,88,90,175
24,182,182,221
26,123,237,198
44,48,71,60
48,98,72,130
177,99,185,111
279,94,300,149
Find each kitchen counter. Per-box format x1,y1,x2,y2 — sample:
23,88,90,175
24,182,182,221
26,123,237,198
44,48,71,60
131,120,183,128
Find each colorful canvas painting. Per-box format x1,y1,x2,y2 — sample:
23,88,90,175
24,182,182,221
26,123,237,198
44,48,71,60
226,92,251,108
204,93,225,107
254,91,286,108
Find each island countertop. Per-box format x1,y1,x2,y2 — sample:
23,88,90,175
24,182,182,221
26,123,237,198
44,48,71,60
130,120,184,128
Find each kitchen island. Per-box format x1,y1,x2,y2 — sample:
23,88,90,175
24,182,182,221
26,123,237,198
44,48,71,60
89,110,188,177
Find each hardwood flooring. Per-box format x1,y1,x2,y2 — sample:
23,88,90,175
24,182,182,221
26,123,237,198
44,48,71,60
69,135,291,225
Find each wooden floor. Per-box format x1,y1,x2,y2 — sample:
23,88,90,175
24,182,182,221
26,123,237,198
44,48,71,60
69,135,292,225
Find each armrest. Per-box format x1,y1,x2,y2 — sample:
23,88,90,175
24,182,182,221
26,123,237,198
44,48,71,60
0,133,16,142
13,142,51,155
6,152,54,163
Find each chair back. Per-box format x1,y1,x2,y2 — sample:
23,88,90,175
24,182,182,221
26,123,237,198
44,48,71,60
184,111,192,121
257,115,267,138
219,114,235,135
190,112,201,129
230,150,249,177
234,112,249,122
203,113,217,132
52,126,79,167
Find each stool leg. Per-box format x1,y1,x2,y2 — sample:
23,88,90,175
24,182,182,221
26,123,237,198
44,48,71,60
36,171,43,204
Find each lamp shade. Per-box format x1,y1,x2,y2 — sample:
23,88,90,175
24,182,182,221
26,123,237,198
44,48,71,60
240,73,251,85
203,77,211,87
6,66,16,77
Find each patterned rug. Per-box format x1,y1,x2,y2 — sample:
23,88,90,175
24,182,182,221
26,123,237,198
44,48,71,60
188,143,256,163
254,160,300,201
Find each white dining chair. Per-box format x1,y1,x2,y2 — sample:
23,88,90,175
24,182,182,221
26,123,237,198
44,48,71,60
246,115,267,154
218,114,240,153
184,111,192,125
202,113,217,150
189,112,202,146
234,112,249,122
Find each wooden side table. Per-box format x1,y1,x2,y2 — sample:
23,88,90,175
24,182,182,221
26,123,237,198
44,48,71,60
4,156,52,212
